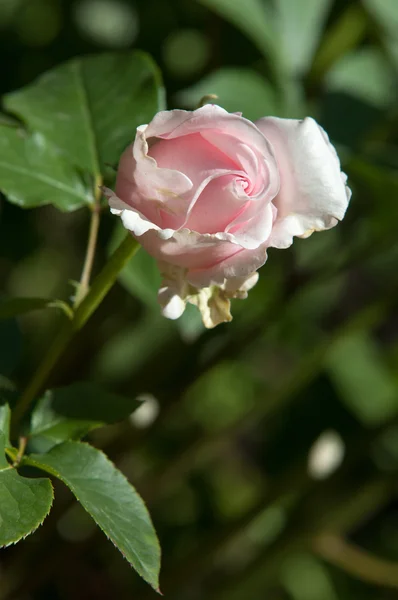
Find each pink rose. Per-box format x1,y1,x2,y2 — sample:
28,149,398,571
106,105,351,327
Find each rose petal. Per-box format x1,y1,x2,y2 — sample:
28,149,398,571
187,240,268,288
146,105,277,160
116,127,193,228
107,191,246,272
185,174,249,234
148,132,248,231
255,116,351,249
225,196,275,250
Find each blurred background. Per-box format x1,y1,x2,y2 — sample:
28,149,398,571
1,0,398,598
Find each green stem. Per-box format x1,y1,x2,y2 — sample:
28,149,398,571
74,176,103,307
12,234,140,429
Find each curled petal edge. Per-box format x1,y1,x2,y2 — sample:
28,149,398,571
157,261,259,329
104,190,265,250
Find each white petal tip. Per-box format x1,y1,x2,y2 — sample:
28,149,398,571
159,291,186,320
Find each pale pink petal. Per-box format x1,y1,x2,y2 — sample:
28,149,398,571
146,105,276,159
225,200,275,250
200,130,277,198
115,138,193,229
139,228,242,271
148,132,237,183
187,241,269,288
185,174,249,234
255,116,351,249
148,132,248,231
199,130,280,247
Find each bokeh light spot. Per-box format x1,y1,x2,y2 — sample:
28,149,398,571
163,29,210,78
74,0,139,48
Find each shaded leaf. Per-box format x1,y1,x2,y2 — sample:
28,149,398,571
198,0,278,65
0,433,53,547
28,442,161,590
30,382,140,442
0,297,72,320
199,0,332,76
310,4,368,81
326,332,398,425
93,314,175,383
0,126,92,210
177,67,279,121
118,249,161,310
4,51,164,175
109,225,160,309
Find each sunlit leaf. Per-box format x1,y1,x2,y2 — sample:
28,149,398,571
0,126,92,210
0,433,53,547
4,51,164,176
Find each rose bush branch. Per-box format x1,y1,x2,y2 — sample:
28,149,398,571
73,175,103,307
12,233,140,430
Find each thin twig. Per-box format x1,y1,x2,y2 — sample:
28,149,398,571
13,436,28,467
74,175,103,307
314,533,398,589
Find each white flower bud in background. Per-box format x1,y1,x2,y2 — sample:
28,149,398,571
308,430,345,480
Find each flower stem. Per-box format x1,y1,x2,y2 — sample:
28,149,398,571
74,177,103,307
12,234,140,430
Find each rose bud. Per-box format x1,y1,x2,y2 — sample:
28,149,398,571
104,105,351,328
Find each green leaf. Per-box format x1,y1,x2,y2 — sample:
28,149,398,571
30,382,140,442
4,51,164,176
0,319,22,377
0,113,19,128
28,442,161,590
275,0,333,76
0,433,54,547
0,297,73,320
310,5,368,81
119,249,161,309
198,0,278,65
362,0,398,40
347,159,398,227
177,67,279,121
93,314,175,382
326,331,398,425
0,404,11,448
325,48,397,108
109,225,160,309
198,0,332,76
0,126,92,210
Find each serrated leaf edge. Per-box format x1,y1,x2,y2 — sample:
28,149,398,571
0,475,54,548
24,442,161,591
